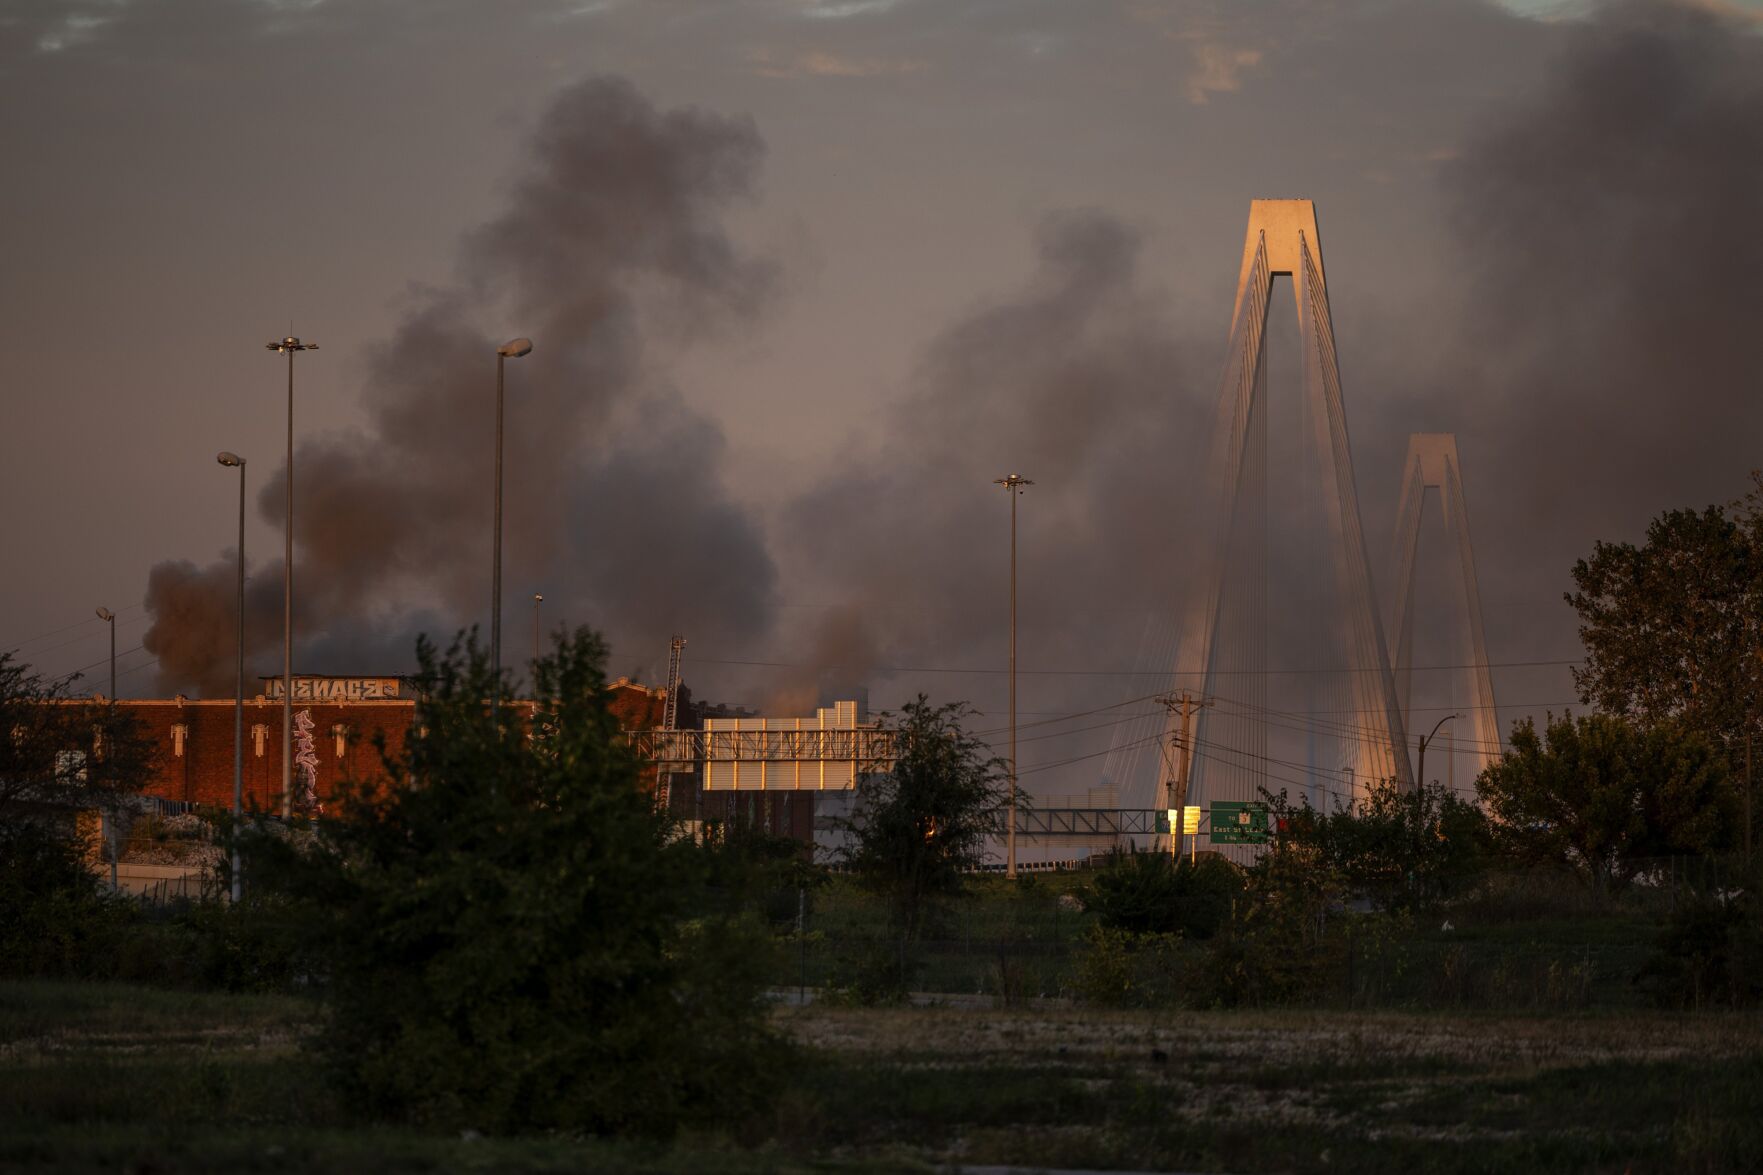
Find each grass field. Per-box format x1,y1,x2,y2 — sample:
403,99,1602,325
778,874,1668,1010
5,979,1761,1173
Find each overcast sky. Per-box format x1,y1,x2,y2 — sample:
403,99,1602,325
4,0,1761,805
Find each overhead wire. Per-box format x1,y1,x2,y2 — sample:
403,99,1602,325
978,709,1161,749
1015,728,1166,779
51,644,148,687
2,605,149,658
693,654,1583,678
967,689,1167,737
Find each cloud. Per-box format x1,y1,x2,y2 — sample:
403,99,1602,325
1184,42,1263,104
747,46,926,78
793,0,903,19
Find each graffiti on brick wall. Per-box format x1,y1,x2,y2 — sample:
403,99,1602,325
293,709,320,812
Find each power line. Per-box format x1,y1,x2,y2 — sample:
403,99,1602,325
9,610,149,663
692,654,1583,678
969,690,1167,737
977,709,1159,749
1,602,147,658
1016,729,1165,779
51,644,147,687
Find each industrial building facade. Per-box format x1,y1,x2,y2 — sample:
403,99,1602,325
105,675,818,841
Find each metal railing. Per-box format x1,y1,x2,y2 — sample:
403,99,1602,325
627,728,900,768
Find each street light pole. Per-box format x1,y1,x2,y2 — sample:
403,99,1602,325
218,452,247,902
992,474,1033,880
94,608,115,700
266,336,316,818
532,593,543,671
93,606,117,891
1417,713,1462,792
492,338,533,722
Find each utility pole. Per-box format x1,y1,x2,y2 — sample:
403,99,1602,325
993,474,1033,879
1157,692,1212,861
1747,732,1753,864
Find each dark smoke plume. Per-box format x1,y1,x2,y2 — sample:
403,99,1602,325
1433,0,1763,655
144,78,779,695
775,210,1207,727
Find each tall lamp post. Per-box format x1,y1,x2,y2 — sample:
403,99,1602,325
491,337,533,721
1417,713,1462,792
992,473,1033,880
93,606,117,890
218,452,247,902
532,593,544,670
266,336,316,818
94,608,115,700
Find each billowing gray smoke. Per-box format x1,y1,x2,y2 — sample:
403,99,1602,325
766,0,1763,800
144,78,779,696
773,210,1208,726
1427,0,1763,657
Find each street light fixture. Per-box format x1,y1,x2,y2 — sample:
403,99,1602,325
492,337,533,721
992,473,1033,880
266,336,316,818
217,451,246,902
94,608,115,701
1417,712,1463,792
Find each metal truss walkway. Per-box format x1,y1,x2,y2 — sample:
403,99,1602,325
1017,809,1164,838
629,731,1160,840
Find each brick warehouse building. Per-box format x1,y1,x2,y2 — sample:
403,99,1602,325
108,674,813,840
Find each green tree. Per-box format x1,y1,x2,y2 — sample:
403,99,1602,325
1264,780,1491,911
0,652,154,824
831,696,1008,987
1567,502,1761,744
1083,850,1242,939
1475,712,1733,893
250,629,784,1137
1198,837,1340,1008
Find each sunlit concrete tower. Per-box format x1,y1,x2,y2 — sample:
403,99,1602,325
1173,200,1414,815
1387,433,1502,783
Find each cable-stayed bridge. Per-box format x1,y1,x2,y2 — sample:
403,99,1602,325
1094,200,1503,844
635,200,1504,858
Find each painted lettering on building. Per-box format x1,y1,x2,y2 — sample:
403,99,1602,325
293,709,320,811
266,676,403,702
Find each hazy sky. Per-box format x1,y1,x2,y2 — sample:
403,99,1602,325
4,0,1761,804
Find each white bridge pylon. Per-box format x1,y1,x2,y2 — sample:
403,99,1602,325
1175,200,1414,807
1387,433,1502,782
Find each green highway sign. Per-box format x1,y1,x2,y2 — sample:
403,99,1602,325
1209,800,1270,845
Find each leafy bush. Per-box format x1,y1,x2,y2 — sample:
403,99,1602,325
823,933,914,1005
248,630,788,1137
1190,844,1337,1007
1083,850,1242,939
1067,925,1185,1007
1265,780,1491,911
1636,888,1763,1009
0,820,133,978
